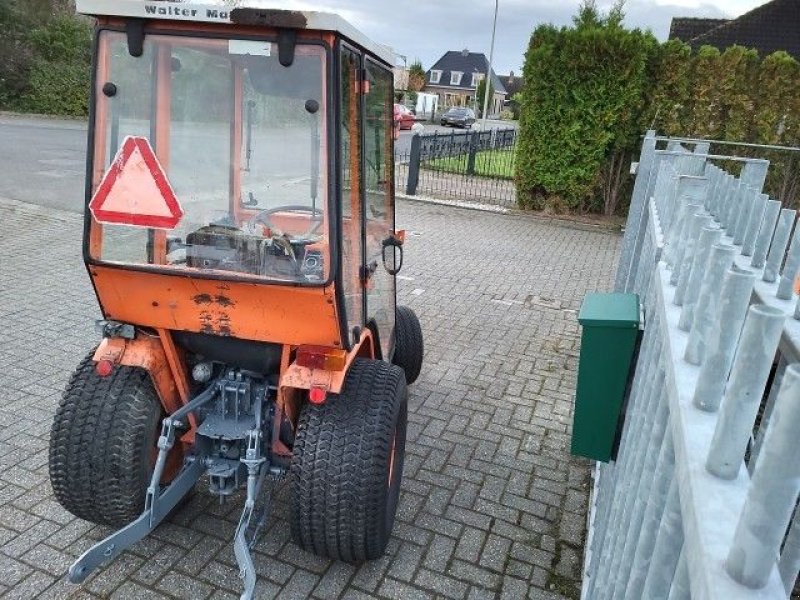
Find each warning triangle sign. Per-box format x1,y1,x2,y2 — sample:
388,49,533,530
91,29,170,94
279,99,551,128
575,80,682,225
89,136,184,230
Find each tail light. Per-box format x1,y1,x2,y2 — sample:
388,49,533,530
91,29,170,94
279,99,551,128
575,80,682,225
295,346,347,371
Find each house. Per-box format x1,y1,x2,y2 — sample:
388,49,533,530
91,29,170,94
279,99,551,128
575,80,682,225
497,71,523,100
669,0,800,61
424,49,507,117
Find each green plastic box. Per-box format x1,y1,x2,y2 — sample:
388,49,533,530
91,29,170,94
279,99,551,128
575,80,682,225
571,293,640,463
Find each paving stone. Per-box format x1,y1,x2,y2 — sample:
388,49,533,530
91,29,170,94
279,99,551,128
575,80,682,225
0,197,620,599
378,577,434,600
156,571,214,599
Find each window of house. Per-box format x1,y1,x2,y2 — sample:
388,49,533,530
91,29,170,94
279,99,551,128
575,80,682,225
471,73,481,88
429,70,442,84
450,71,463,86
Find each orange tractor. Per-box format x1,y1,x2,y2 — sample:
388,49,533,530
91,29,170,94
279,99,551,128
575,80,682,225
49,2,424,597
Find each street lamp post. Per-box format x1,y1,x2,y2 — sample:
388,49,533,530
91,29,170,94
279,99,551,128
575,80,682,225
481,0,499,130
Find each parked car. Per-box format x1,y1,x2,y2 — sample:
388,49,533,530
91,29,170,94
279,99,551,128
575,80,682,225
394,104,415,130
440,107,476,128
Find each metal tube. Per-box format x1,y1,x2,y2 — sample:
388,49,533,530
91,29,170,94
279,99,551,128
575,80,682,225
733,186,756,245
587,341,663,598
609,399,670,598
684,245,738,366
666,549,690,600
763,209,796,283
675,214,713,306
726,364,800,588
671,204,704,286
741,193,767,257
721,180,740,231
678,226,722,331
777,224,800,300
705,304,785,479
715,175,732,225
641,479,684,599
751,199,782,269
623,428,676,600
593,371,666,598
664,183,692,266
692,267,756,408
749,357,787,472
779,504,800,595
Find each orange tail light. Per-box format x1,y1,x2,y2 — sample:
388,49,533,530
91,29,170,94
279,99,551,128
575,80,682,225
295,346,347,371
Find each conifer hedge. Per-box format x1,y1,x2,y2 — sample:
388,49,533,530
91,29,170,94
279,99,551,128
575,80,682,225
516,1,800,214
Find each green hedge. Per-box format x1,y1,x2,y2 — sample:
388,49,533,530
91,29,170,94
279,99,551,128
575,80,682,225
516,4,656,214
516,2,800,214
0,7,92,117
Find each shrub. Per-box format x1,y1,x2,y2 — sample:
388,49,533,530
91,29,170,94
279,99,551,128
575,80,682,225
647,39,692,136
22,59,90,116
516,2,657,214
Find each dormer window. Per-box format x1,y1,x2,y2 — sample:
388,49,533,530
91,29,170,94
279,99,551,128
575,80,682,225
430,70,442,84
450,71,463,86
471,73,481,88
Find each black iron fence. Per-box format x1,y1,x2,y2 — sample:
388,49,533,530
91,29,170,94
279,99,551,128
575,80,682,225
395,128,518,208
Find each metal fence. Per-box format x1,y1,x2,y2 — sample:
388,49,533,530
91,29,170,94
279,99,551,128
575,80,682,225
395,128,518,208
585,131,800,599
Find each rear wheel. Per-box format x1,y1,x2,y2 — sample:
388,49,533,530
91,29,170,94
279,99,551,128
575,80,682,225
392,305,424,384
290,359,407,562
49,353,165,528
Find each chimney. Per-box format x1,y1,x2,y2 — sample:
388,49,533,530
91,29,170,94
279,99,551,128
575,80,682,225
461,48,469,57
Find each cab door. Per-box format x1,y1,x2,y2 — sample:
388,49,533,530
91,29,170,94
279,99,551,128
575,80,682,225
361,59,396,360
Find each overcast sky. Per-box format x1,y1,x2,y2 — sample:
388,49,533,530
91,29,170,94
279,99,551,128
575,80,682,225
274,0,768,75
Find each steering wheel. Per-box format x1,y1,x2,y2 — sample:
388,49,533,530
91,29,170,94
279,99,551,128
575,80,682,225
252,205,324,239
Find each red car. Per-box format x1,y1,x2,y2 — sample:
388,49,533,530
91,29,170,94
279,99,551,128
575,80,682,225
394,104,415,130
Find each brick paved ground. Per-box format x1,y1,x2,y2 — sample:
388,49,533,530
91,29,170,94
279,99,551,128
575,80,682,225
0,196,619,600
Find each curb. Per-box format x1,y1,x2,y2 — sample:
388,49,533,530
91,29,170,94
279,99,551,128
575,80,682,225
0,196,83,224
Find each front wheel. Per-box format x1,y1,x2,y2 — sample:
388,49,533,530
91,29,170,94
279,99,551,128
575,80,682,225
393,306,424,384
290,359,407,562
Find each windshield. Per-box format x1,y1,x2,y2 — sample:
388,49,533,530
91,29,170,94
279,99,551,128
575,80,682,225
89,31,329,284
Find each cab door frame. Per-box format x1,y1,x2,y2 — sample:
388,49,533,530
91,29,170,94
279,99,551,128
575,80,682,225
334,40,397,360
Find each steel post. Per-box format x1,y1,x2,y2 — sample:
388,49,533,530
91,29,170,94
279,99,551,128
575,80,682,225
666,549,690,600
678,226,722,332
751,199,782,269
674,214,713,306
763,209,796,283
777,224,800,300
726,364,800,588
741,193,767,257
705,305,785,479
641,479,683,599
684,245,738,366
692,267,756,410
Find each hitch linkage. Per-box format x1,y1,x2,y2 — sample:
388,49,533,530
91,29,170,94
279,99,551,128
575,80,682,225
68,374,283,600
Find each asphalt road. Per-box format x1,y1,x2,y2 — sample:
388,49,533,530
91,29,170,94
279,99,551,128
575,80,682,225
0,115,88,213
0,114,516,212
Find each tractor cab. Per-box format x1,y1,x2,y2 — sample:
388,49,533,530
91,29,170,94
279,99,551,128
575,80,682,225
50,3,424,598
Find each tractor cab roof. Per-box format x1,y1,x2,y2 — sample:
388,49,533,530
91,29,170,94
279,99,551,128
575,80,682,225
75,0,394,65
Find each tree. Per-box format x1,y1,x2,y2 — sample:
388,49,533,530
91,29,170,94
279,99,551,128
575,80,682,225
516,2,657,214
476,77,494,117
407,60,425,92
